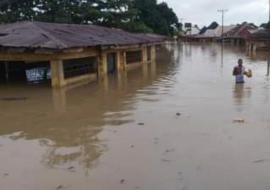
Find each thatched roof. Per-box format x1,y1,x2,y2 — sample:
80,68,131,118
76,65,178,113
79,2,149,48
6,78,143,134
0,21,167,50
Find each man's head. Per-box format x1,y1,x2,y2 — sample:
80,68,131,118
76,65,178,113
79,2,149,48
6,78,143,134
238,59,243,67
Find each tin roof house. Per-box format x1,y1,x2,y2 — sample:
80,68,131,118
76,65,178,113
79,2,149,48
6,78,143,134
223,23,257,45
0,21,167,88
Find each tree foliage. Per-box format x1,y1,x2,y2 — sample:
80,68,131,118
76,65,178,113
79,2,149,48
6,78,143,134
0,0,180,36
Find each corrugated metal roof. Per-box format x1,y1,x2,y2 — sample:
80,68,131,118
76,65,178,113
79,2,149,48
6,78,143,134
250,29,270,40
195,25,236,38
0,21,167,50
223,23,257,39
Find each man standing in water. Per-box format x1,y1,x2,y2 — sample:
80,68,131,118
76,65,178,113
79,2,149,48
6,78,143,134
233,59,246,84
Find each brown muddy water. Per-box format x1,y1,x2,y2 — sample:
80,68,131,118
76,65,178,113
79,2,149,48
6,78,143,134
1,43,270,190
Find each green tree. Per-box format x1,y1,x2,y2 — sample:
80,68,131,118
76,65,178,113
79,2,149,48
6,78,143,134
133,0,179,35
0,0,180,36
0,0,37,23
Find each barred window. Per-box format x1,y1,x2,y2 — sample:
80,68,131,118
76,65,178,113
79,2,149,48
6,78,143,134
63,57,97,79
126,51,142,64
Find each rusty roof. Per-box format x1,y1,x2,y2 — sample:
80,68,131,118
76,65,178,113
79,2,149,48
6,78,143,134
249,29,270,40
0,21,167,50
223,23,257,39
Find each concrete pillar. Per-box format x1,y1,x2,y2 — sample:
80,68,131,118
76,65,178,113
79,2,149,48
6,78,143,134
98,51,107,79
50,60,66,88
116,51,123,72
142,46,148,64
246,42,251,55
252,44,257,56
150,45,156,62
123,51,127,71
118,51,128,71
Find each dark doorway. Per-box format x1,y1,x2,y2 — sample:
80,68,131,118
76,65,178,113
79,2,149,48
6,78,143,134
0,61,26,83
0,63,5,82
107,53,117,74
0,61,50,84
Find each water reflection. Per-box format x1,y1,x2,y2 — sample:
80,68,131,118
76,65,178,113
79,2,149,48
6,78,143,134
221,44,224,67
233,84,252,114
3,44,270,190
267,58,270,77
233,84,245,105
0,46,176,171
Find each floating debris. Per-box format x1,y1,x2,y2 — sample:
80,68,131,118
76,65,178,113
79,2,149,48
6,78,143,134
161,159,171,163
165,148,175,153
56,185,64,190
137,123,145,126
233,118,245,123
130,145,135,148
253,159,270,164
120,179,125,184
176,113,181,116
67,166,76,172
253,160,265,163
178,172,183,176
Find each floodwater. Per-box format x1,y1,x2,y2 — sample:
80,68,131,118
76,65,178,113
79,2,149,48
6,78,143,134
1,43,270,190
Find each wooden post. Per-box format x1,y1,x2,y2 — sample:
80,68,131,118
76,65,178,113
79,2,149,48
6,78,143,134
50,60,66,88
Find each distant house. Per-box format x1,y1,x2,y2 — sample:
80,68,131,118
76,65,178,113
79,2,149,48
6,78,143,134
179,24,200,41
223,23,257,45
195,25,236,42
185,25,200,36
246,29,270,53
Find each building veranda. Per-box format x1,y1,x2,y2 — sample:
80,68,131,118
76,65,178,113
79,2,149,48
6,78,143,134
0,21,167,88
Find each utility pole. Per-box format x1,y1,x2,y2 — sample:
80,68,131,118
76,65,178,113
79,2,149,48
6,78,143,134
218,9,228,67
267,0,270,76
217,9,228,44
269,0,270,23
179,18,185,31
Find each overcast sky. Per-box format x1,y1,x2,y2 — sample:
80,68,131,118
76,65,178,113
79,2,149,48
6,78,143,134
159,0,269,27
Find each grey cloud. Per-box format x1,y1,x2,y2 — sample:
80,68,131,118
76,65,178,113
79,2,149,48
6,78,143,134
159,0,269,27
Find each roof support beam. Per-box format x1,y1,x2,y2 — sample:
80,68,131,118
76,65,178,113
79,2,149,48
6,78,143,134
0,48,98,62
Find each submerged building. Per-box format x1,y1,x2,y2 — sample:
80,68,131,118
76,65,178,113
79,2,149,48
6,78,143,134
223,23,257,45
0,21,167,88
247,29,270,53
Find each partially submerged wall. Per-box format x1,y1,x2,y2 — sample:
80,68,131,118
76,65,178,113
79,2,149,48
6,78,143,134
0,44,158,88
